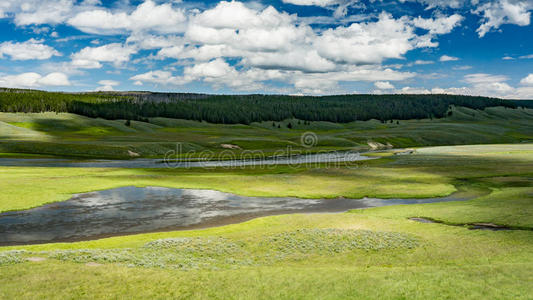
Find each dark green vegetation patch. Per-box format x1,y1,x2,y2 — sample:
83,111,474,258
0,88,527,124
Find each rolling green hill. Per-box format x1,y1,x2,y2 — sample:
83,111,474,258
0,105,532,159
1,88,530,124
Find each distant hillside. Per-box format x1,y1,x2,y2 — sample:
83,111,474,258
0,88,530,124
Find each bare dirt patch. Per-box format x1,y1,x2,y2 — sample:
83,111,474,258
85,262,103,267
26,257,46,262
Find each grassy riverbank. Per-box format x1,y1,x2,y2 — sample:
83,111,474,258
1,144,533,299
1,188,532,299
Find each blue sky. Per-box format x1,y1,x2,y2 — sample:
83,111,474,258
0,0,532,98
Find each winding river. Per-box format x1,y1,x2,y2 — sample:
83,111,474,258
0,151,376,168
0,186,470,246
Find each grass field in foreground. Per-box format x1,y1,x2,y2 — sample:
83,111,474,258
1,144,533,299
1,106,532,158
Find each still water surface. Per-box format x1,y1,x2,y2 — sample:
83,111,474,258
0,152,376,168
0,186,467,245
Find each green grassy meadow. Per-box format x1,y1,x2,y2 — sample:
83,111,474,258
1,143,533,299
1,106,532,158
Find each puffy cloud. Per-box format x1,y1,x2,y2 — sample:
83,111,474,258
478,81,514,93
95,79,120,91
314,13,420,65
440,55,459,62
379,71,533,99
273,65,414,94
13,0,75,26
464,73,509,84
157,45,186,60
282,0,344,6
242,49,337,73
0,0,102,26
281,0,360,18
372,86,450,95
374,86,462,95
184,59,268,90
38,72,70,86
0,72,70,88
398,86,432,94
403,0,532,39
67,0,186,35
520,74,533,85
380,84,527,98
130,1,426,92
413,14,464,34
174,2,444,75
475,0,532,37
297,66,414,84
187,3,306,52
182,2,334,72
169,44,228,61
398,0,467,9
414,60,434,65
130,61,414,94
126,34,183,50
192,2,293,29
374,81,395,89
184,58,233,79
130,70,186,86
67,10,130,35
0,39,60,60
5,0,531,96
131,59,277,91
463,73,514,95
71,43,137,69
509,87,533,99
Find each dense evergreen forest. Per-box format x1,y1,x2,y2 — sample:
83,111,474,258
1,88,531,124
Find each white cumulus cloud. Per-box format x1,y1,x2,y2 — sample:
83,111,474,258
314,13,421,65
413,14,464,34
71,43,137,69
464,73,509,84
67,0,187,35
374,81,395,89
0,72,70,88
131,2,433,92
95,79,120,91
463,73,514,95
282,0,344,6
0,39,60,60
130,70,186,86
413,60,434,65
13,0,75,26
440,55,460,62
475,0,532,37
4,0,531,96
520,74,533,85
281,0,360,18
